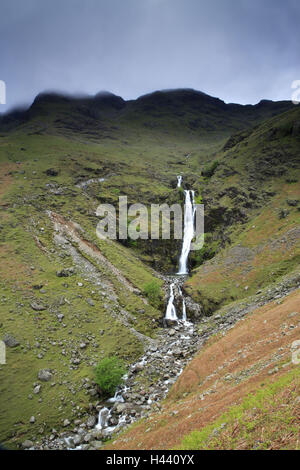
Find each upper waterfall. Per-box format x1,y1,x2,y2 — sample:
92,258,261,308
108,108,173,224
178,190,196,275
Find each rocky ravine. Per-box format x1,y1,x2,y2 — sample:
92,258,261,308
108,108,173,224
24,320,199,450
21,268,300,450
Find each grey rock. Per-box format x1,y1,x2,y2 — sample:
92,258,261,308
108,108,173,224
86,416,97,428
83,433,93,443
114,403,127,414
46,168,59,177
287,199,299,207
89,440,103,449
22,440,34,449
56,267,75,278
3,333,20,348
133,362,144,373
30,302,47,312
38,369,52,382
73,434,83,446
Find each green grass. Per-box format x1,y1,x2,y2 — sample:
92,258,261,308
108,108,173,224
178,367,300,450
0,89,299,449
186,105,300,313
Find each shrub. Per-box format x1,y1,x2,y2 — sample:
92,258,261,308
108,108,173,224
194,193,203,204
143,280,162,307
191,233,219,267
202,160,219,178
94,356,126,397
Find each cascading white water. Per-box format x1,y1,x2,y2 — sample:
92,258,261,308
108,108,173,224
178,190,196,275
182,298,187,322
165,283,178,321
108,389,124,403
178,286,187,322
177,175,182,188
96,407,111,430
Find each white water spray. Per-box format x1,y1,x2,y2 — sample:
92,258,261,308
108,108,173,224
178,286,187,322
177,175,182,188
182,298,187,322
108,389,125,403
177,190,196,274
96,407,111,430
165,283,178,321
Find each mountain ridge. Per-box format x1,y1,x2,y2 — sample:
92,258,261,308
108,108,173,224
0,86,299,449
0,88,293,135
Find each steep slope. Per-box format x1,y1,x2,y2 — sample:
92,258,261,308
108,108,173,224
106,284,300,450
0,88,294,273
0,133,165,447
0,89,299,449
186,105,300,313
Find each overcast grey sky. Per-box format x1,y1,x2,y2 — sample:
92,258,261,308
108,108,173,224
0,0,299,112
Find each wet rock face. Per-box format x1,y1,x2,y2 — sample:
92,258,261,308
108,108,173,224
162,275,204,323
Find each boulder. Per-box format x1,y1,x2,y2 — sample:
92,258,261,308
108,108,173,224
46,168,59,177
86,416,97,428
38,369,52,382
56,268,75,277
30,302,47,312
3,334,19,348
22,440,34,449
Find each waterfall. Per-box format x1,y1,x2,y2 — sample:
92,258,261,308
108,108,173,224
178,190,196,275
96,407,111,430
178,286,187,322
165,283,178,321
108,389,125,403
177,175,182,188
182,298,187,322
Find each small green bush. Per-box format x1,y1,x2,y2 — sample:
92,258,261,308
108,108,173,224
143,280,162,307
194,193,203,204
94,356,126,397
202,160,219,178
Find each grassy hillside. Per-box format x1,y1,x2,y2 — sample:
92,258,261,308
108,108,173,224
0,89,299,449
106,288,300,450
186,105,300,313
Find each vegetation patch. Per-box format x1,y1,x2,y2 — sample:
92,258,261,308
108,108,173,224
95,356,127,397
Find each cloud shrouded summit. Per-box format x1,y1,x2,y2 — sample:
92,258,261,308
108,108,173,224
0,0,300,112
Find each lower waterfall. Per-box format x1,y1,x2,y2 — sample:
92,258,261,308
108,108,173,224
165,283,178,321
